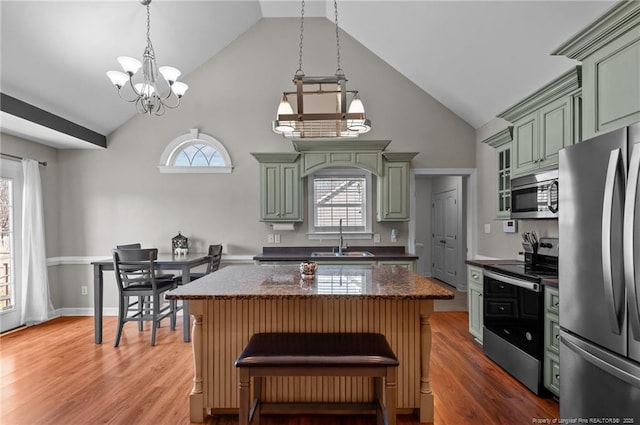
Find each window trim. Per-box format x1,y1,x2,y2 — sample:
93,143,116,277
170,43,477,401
307,168,373,240
158,128,233,174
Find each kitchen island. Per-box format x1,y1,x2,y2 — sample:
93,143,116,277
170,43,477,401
167,264,453,423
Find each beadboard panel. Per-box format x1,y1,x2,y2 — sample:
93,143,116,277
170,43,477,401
201,298,422,411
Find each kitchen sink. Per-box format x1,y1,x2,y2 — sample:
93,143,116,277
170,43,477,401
311,251,374,257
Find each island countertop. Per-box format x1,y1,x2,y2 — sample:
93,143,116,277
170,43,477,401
166,264,454,300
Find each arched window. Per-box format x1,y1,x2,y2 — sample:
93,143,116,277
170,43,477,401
158,129,233,174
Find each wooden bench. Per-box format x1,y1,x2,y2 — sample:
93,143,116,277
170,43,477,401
234,332,399,425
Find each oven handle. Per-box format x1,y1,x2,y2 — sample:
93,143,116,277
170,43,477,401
484,270,541,292
602,148,624,335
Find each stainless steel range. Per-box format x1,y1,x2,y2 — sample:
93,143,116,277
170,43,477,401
482,237,559,395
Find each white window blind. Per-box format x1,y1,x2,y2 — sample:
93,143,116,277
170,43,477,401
312,175,366,232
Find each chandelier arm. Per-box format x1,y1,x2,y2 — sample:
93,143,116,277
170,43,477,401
116,85,143,103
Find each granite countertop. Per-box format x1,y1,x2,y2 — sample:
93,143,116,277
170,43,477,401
166,264,454,300
253,246,418,262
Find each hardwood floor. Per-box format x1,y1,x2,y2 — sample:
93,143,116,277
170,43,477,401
0,312,558,425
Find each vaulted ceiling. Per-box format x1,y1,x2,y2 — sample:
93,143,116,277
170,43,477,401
0,1,616,148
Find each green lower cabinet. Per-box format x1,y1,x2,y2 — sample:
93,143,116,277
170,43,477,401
544,286,560,397
377,260,416,272
467,266,483,344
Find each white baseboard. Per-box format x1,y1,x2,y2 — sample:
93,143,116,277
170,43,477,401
54,307,118,317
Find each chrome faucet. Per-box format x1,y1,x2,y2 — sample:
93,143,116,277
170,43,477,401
338,219,345,255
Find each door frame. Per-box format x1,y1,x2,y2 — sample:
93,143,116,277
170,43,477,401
409,168,476,291
0,159,24,332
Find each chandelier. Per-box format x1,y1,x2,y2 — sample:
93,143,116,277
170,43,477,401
272,0,371,139
106,0,188,116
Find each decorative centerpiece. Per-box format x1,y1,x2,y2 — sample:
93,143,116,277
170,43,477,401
299,261,317,279
172,232,189,255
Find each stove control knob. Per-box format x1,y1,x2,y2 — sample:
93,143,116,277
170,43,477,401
525,331,532,341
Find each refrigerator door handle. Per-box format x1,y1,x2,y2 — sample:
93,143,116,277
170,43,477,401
624,144,640,341
602,148,624,335
561,331,640,390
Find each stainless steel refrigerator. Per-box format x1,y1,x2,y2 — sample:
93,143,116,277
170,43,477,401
559,123,640,420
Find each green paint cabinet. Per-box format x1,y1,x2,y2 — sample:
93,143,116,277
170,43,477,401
377,260,416,272
498,67,581,177
482,127,513,219
467,265,483,344
376,152,417,222
543,285,560,397
252,153,303,222
553,1,640,139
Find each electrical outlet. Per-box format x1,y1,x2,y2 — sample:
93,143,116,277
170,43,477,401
267,234,274,243
374,233,381,243
484,223,491,234
81,286,88,295
274,234,281,243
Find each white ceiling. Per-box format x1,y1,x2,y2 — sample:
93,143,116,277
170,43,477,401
0,0,616,149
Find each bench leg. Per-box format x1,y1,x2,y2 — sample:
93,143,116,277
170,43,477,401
374,376,384,425
254,376,262,425
239,369,250,425
385,367,397,425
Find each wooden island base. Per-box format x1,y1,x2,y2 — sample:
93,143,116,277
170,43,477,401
166,265,454,424
188,297,435,423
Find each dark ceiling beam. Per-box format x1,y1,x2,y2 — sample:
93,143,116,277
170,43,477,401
1,93,107,148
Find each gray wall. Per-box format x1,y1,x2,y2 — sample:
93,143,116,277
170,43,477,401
4,17,476,311
475,118,558,259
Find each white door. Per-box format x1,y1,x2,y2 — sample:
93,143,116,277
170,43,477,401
431,188,458,286
0,160,23,332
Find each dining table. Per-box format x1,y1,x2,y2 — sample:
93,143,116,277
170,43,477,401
91,252,211,344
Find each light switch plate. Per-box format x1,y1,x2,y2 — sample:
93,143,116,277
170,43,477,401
267,234,274,243
484,224,491,234
374,233,381,243
274,234,281,243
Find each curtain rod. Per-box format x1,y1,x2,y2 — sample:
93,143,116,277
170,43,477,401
0,152,47,166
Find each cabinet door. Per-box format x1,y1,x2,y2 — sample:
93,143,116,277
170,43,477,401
539,96,572,169
468,281,484,343
261,163,282,221
496,143,512,218
377,162,409,221
583,32,640,139
260,163,302,222
468,266,484,343
279,163,302,221
512,112,539,176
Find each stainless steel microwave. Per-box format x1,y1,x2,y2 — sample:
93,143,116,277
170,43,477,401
510,169,559,219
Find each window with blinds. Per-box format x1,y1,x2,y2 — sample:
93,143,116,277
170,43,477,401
308,169,372,235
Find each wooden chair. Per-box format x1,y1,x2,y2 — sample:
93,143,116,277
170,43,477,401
112,248,180,347
176,244,223,284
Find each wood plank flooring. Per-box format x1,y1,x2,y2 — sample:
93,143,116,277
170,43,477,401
0,312,558,425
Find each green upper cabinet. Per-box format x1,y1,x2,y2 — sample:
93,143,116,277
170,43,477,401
252,153,303,222
498,67,581,177
377,152,417,221
482,127,513,219
552,1,640,139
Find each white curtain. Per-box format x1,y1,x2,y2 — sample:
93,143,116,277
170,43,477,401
20,159,53,325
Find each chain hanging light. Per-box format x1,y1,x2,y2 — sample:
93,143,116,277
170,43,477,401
272,0,371,138
106,0,188,116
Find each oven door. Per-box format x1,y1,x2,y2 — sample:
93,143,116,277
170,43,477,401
483,270,544,359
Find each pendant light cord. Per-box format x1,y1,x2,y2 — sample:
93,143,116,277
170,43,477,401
296,0,305,77
334,0,343,77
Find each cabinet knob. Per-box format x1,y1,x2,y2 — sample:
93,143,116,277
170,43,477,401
472,273,479,279
555,334,559,340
